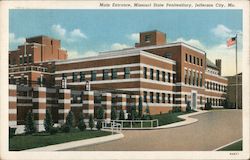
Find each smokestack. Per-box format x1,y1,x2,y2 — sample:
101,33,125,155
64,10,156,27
215,59,221,75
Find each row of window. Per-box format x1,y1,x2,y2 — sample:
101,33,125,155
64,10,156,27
63,67,131,82
205,81,226,92
185,53,203,66
184,69,203,87
143,67,176,83
19,55,33,64
207,98,224,106
143,91,173,104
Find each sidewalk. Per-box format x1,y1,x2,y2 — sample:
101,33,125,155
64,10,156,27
156,110,208,129
24,132,124,151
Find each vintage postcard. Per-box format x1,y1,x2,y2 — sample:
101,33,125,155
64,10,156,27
0,0,249,159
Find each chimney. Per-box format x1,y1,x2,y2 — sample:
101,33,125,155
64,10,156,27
215,59,221,75
135,30,166,47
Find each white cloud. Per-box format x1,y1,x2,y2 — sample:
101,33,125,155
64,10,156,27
211,24,233,39
67,50,99,59
9,33,25,44
70,29,87,39
174,37,206,50
51,24,66,38
111,43,130,50
127,33,139,42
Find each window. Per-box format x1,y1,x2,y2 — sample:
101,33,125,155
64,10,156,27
173,74,176,83
188,70,191,85
162,93,166,103
156,70,160,81
80,72,85,82
91,71,96,81
168,72,171,83
185,54,188,61
150,68,154,80
24,56,27,64
189,55,192,63
150,92,154,103
193,56,196,64
201,59,203,66
145,35,151,42
200,96,203,105
196,72,199,86
103,69,109,80
143,91,147,103
197,58,199,65
124,67,130,79
172,94,175,103
165,53,172,59
162,71,166,82
29,55,33,63
193,71,195,86
156,93,160,103
185,95,187,104
111,69,117,79
62,73,67,79
72,72,77,82
143,67,147,79
184,69,187,84
168,94,171,103
19,57,23,64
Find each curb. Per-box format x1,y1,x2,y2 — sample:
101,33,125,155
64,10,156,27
213,138,242,151
23,132,124,151
156,110,208,129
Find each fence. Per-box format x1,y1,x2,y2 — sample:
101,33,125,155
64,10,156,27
102,119,159,129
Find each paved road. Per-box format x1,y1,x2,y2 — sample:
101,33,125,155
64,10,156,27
66,110,242,151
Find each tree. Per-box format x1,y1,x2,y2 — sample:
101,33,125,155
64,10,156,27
44,109,54,132
131,105,137,120
138,96,143,119
88,114,94,130
25,111,36,134
78,112,86,131
119,109,125,120
111,106,117,120
186,101,192,113
66,110,75,128
96,108,104,130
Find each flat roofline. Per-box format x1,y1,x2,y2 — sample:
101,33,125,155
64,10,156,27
140,29,165,34
56,50,176,65
26,35,60,41
101,42,206,55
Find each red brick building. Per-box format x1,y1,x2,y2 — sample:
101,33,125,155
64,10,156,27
9,30,227,132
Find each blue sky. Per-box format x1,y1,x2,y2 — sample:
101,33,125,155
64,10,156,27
9,9,242,76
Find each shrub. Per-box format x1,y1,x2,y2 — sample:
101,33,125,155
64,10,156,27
205,102,212,110
61,124,70,133
131,106,137,120
96,120,102,130
111,107,117,120
25,111,36,134
172,107,181,113
9,127,16,138
88,114,94,130
66,110,75,128
44,109,54,133
49,127,58,135
186,101,192,113
119,110,125,120
78,113,86,131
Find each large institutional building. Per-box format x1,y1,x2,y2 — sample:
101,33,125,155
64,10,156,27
9,30,228,132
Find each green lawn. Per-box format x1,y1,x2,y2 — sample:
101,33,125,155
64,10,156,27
9,129,111,151
152,112,187,126
218,140,242,151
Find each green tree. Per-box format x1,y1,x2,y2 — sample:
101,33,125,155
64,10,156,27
44,109,54,132
78,112,86,131
25,111,36,134
131,105,137,120
88,114,94,130
119,109,125,120
111,106,117,120
186,101,192,113
97,107,104,119
138,96,143,119
66,110,75,128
